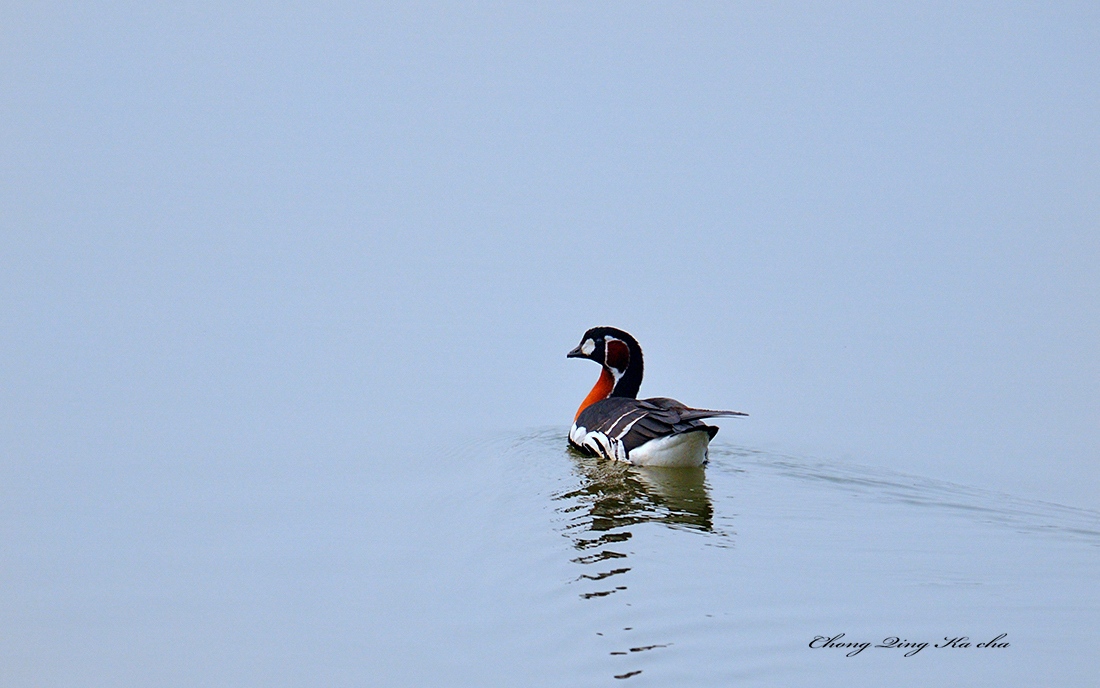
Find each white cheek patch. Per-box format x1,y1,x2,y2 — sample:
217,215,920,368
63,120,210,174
581,338,595,356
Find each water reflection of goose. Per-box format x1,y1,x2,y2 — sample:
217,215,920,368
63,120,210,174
558,452,715,535
555,452,721,597
553,451,725,678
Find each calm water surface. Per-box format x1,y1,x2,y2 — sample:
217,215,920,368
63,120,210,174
407,428,1100,686
3,419,1098,686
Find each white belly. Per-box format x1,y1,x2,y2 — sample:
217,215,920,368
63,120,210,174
628,430,711,468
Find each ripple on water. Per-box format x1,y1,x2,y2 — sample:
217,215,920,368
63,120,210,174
711,445,1100,547
454,428,1100,686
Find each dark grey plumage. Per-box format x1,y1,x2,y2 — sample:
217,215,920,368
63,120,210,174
571,396,747,457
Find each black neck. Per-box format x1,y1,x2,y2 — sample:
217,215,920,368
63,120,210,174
610,340,643,399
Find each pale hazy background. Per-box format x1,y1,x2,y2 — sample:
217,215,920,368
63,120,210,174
4,2,1096,506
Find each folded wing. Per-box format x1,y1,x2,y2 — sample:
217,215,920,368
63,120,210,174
572,396,748,459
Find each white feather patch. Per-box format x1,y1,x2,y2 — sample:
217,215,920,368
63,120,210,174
569,423,627,462
627,430,711,468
